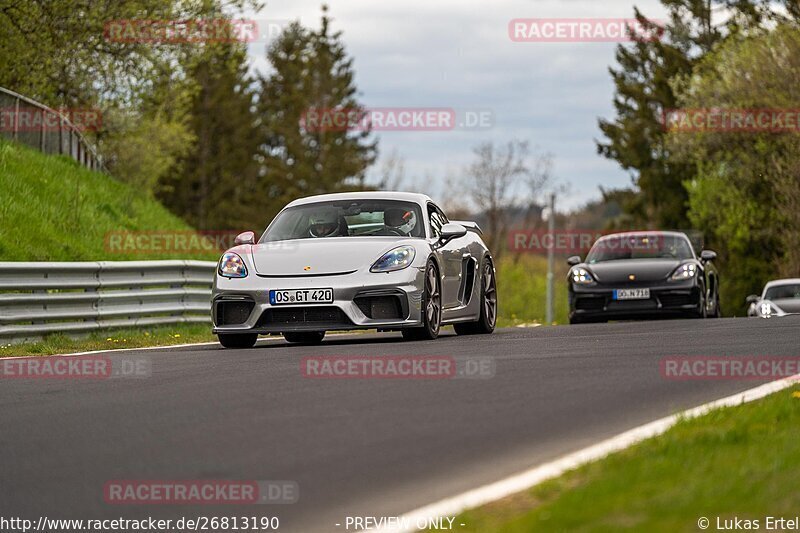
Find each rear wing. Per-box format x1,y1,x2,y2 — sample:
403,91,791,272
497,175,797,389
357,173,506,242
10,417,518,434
451,220,482,235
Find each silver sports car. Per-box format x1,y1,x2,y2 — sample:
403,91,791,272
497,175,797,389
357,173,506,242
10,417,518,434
211,192,497,347
747,278,800,318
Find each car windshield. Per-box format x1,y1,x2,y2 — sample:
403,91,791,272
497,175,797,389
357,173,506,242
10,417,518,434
586,234,695,263
765,284,800,300
260,200,425,242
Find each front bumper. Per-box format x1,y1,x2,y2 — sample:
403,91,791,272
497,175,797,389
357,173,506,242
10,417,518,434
569,280,702,321
211,267,425,334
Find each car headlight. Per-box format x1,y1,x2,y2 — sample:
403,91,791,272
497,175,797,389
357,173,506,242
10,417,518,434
370,246,416,273
218,252,248,278
570,267,595,285
669,263,697,281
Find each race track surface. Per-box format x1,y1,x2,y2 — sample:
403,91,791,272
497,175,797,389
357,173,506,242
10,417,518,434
2,317,798,532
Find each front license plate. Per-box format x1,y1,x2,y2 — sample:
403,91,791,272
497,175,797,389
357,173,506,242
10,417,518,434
269,288,334,305
613,288,651,300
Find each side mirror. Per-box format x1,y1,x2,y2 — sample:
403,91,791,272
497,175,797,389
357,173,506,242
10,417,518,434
700,250,717,262
566,256,582,266
745,294,760,305
234,231,256,245
439,223,467,242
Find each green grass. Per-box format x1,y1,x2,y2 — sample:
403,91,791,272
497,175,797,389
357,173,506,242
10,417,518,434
496,254,569,326
0,138,218,261
452,386,800,532
0,322,217,357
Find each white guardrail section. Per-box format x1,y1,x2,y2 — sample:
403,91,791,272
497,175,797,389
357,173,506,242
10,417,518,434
0,261,216,343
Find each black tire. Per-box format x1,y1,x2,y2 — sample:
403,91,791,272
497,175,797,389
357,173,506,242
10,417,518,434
454,257,497,335
218,333,258,349
711,292,722,318
402,259,441,341
691,288,708,319
283,331,325,344
569,315,583,325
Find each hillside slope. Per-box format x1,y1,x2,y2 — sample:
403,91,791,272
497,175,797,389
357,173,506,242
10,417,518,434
0,139,219,262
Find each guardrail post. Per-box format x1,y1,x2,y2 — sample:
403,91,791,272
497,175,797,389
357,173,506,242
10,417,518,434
40,110,46,152
58,114,63,155
12,97,19,141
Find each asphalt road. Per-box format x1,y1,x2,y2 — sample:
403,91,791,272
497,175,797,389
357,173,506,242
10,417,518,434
2,317,799,532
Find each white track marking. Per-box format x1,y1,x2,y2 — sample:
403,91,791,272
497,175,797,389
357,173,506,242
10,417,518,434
368,375,800,532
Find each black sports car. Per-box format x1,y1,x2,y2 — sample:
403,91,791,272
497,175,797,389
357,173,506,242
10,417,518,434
567,231,720,324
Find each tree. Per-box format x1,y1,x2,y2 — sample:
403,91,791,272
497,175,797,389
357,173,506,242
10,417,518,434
0,0,261,109
102,108,194,204
596,0,774,228
466,140,552,255
256,6,377,218
667,24,800,313
0,0,265,231
158,40,261,230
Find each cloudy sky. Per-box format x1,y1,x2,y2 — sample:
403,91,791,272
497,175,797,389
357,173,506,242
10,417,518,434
245,0,669,211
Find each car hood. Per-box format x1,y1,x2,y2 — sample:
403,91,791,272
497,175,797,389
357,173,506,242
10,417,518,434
771,299,800,314
584,259,683,283
248,237,421,276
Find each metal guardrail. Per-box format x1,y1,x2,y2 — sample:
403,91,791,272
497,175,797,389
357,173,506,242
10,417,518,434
0,86,105,172
0,261,216,343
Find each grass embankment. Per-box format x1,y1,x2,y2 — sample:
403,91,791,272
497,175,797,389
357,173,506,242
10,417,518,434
453,386,800,532
0,138,218,261
0,139,221,354
496,254,569,327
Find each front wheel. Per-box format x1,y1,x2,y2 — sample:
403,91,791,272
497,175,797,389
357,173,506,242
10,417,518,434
403,259,441,341
692,287,708,319
218,333,258,349
454,258,497,335
283,331,325,344
711,292,722,318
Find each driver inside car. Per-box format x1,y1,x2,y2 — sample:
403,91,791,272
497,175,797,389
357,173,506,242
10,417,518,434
382,207,417,236
308,209,341,238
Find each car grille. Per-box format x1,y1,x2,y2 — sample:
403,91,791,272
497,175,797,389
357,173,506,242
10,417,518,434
606,298,658,311
575,297,605,311
215,300,254,326
354,295,405,319
257,306,352,328
659,293,695,308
